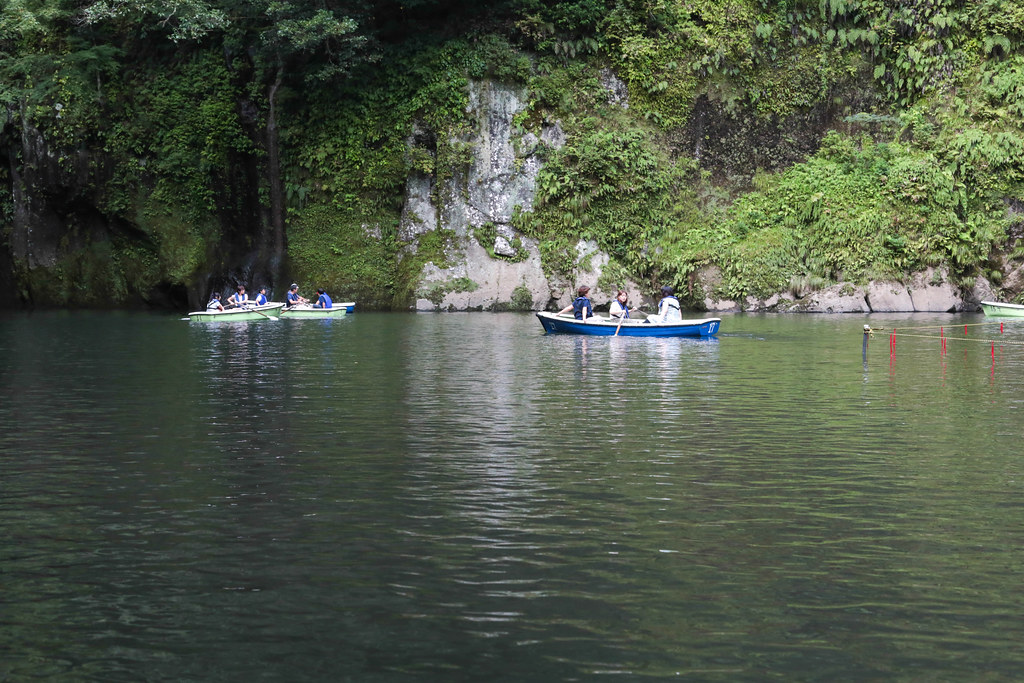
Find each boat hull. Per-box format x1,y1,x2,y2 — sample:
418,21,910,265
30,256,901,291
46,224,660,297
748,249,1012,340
280,303,352,319
980,301,1024,318
536,312,721,337
187,303,284,322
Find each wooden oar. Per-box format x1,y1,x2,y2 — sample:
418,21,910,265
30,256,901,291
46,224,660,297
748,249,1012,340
238,302,277,320
614,313,625,336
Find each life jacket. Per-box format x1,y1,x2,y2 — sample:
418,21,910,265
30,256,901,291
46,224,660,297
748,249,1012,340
255,293,267,305
572,296,592,320
318,293,333,309
612,300,630,318
207,298,221,310
660,296,681,319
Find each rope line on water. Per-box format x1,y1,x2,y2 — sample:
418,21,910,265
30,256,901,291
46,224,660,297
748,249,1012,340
885,332,1024,346
864,321,1024,353
886,321,1011,331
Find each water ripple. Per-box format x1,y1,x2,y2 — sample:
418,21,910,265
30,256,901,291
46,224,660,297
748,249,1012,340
3,312,1024,680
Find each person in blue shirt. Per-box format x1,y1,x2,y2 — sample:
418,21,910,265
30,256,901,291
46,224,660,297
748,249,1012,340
556,285,593,321
286,283,308,308
254,286,268,306
313,288,333,309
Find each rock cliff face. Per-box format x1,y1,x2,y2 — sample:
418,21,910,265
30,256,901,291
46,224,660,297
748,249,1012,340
5,116,102,269
398,79,987,314
400,81,554,311
400,80,635,312
1,101,265,309
1,111,123,307
2,71,997,313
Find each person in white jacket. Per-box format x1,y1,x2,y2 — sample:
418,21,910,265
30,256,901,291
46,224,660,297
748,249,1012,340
609,290,636,319
646,286,681,323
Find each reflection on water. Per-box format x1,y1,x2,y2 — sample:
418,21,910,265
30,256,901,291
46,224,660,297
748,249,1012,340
2,311,1024,680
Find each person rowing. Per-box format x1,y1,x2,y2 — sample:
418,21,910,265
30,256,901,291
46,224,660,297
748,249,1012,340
226,285,249,308
286,283,309,308
609,290,636,319
556,285,593,322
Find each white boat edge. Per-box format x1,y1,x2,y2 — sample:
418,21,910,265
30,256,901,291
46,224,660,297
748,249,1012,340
980,300,1024,310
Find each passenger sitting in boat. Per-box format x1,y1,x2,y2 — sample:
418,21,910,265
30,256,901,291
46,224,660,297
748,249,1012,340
254,286,268,306
645,286,681,323
286,284,308,307
207,293,224,311
313,288,333,309
226,285,249,308
556,286,593,321
609,290,636,319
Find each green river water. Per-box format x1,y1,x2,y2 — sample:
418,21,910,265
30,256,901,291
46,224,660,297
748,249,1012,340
2,310,1023,681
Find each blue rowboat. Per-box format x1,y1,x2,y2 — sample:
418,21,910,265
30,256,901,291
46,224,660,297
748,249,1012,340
280,302,354,319
187,302,284,322
980,300,1024,318
536,311,721,337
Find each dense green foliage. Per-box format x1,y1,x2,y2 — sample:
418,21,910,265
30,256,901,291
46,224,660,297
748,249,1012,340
513,0,1024,304
3,0,1024,308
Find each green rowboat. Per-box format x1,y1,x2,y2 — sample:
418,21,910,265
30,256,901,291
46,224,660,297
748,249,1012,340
187,302,284,322
980,301,1024,318
280,303,353,319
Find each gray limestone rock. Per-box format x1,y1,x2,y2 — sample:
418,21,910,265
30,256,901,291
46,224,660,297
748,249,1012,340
599,68,629,108
493,235,516,257
866,282,914,312
965,276,996,310
398,173,436,242
801,283,870,313
906,268,960,312
401,79,625,311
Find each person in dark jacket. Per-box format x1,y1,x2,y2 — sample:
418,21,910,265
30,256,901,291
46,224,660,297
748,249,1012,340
556,286,593,321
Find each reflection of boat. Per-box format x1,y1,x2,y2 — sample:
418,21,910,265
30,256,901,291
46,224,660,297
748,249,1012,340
187,303,284,322
536,312,721,337
280,302,354,319
980,301,1024,318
